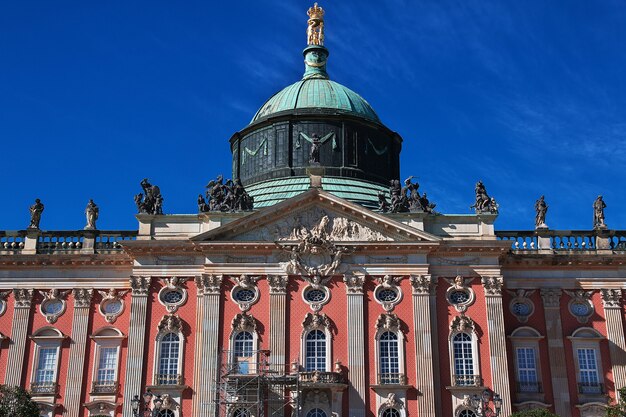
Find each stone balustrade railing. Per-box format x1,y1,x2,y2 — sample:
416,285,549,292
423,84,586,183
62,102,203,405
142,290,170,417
0,230,136,255
497,230,626,252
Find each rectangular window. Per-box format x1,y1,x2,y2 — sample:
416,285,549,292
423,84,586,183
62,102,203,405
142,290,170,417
96,347,118,382
35,348,58,383
516,347,539,392
577,348,600,393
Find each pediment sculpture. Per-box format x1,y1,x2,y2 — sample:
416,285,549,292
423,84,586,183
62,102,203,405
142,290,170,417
278,215,353,278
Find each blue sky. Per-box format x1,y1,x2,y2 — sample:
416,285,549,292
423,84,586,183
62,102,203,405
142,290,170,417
1,0,625,231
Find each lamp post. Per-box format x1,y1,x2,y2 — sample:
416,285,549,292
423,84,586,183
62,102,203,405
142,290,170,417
131,390,163,417
471,389,502,417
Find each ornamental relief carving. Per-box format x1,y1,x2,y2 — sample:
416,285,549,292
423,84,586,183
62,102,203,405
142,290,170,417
38,289,71,323
73,288,93,308
268,275,289,294
481,276,504,296
158,314,183,334
234,207,392,242
343,274,365,294
376,313,401,332
231,275,261,312
444,276,475,312
14,289,34,308
0,290,11,317
196,274,223,295
565,290,595,323
374,275,403,312
158,277,189,313
232,312,257,332
130,276,151,295
450,314,476,333
97,289,128,323
409,274,434,295
507,289,535,323
302,312,331,331
601,289,622,308
540,288,562,308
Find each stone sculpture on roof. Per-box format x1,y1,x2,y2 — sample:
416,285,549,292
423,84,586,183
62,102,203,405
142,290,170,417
471,180,498,214
535,195,548,229
203,175,253,213
593,195,607,229
84,199,99,230
135,178,163,215
28,198,44,229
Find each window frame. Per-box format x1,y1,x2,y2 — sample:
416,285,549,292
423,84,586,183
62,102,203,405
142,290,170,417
152,327,185,386
567,327,606,397
509,327,545,397
90,327,125,394
29,327,65,397
229,329,258,375
374,329,406,385
448,330,480,386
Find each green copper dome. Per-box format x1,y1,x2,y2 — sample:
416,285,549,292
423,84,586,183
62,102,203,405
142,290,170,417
251,78,380,124
250,45,380,124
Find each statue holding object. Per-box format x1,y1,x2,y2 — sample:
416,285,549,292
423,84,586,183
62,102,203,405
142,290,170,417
593,195,607,229
135,178,164,215
471,180,498,214
202,175,253,213
534,195,548,229
384,177,436,214
85,199,99,230
28,198,44,229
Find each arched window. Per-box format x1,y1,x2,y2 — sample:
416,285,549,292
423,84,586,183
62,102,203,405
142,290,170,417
568,328,606,395
305,330,326,372
379,331,400,384
157,411,175,417
381,409,401,417
306,408,327,417
452,333,474,386
91,327,124,395
30,327,65,394
458,410,477,417
234,331,253,357
158,333,180,385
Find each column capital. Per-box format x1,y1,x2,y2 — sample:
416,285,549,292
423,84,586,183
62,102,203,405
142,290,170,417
409,274,435,295
601,289,623,309
73,288,93,308
540,288,562,308
196,274,223,295
481,276,504,296
268,275,289,294
13,288,34,308
129,276,151,296
343,274,365,294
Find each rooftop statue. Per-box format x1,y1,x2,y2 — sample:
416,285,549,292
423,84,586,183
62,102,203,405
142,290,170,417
84,199,99,230
135,178,163,215
534,195,548,229
386,177,436,214
28,198,44,230
203,176,253,213
307,3,325,46
309,134,321,164
377,190,389,213
471,180,499,214
593,195,607,229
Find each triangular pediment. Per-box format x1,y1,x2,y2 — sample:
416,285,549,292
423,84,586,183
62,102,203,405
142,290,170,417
191,188,440,243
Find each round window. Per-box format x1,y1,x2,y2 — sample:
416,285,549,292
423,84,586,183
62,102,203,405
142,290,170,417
512,302,531,316
571,301,592,317
42,300,63,315
161,289,184,304
304,288,327,303
234,288,256,303
376,288,399,303
449,290,470,304
103,299,122,314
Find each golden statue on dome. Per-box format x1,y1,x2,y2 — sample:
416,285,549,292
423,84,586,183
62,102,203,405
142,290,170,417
307,3,325,46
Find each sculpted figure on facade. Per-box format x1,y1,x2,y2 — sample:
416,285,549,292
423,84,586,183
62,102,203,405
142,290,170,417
84,199,99,230
232,312,257,331
302,312,331,331
28,198,44,229
377,190,389,213
204,175,253,212
471,180,498,214
306,3,325,46
593,195,607,229
135,178,163,215
376,313,400,332
534,195,548,229
450,314,475,333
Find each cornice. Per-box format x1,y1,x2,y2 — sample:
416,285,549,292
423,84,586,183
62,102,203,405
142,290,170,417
0,254,132,268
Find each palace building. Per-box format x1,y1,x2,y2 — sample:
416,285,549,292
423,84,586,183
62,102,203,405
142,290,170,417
1,4,626,417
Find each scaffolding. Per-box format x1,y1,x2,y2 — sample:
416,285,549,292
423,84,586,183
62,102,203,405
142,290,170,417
215,350,301,417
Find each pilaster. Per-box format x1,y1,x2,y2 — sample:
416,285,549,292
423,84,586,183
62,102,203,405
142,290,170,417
198,274,223,417
63,289,94,417
601,289,626,398
481,276,512,417
268,275,289,417
541,288,571,417
122,276,151,417
344,274,366,417
5,289,33,386
409,275,439,417
191,276,206,417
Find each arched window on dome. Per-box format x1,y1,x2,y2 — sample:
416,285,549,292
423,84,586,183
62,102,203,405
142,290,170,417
153,315,184,386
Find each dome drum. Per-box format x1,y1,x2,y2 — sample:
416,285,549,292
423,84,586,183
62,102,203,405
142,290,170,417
231,117,401,188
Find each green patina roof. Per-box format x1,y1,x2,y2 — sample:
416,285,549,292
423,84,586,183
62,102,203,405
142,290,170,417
246,176,386,209
251,78,380,124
